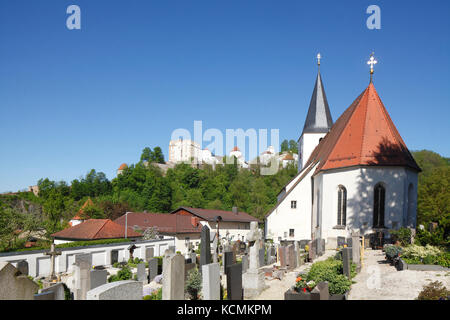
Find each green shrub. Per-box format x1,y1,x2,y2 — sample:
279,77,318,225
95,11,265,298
401,244,442,260
305,257,352,295
385,245,402,260
390,228,412,246
417,281,449,300
185,268,202,300
108,266,132,282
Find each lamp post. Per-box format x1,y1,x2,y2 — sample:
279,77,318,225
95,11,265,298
125,212,129,239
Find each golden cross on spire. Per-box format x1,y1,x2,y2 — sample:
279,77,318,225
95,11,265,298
367,52,377,82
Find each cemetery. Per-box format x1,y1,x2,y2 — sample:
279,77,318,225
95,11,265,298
0,220,449,301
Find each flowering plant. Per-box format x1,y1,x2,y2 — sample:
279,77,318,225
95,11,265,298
294,274,316,293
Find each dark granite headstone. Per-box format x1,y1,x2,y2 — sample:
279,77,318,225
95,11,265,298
342,247,351,279
148,257,158,282
223,251,234,271
17,260,29,276
258,248,265,267
226,263,243,300
200,225,211,269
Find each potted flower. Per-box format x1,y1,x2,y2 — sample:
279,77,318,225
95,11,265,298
284,274,316,300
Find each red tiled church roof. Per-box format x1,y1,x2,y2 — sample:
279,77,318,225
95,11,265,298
114,212,202,234
305,83,421,174
52,219,141,240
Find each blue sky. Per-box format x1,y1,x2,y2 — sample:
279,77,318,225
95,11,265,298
0,0,449,192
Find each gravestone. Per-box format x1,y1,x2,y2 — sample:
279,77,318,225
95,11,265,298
351,230,361,268
278,246,287,267
202,263,220,300
0,262,39,300
148,258,158,283
241,255,249,273
90,270,108,290
242,244,267,298
145,247,154,260
342,247,351,279
162,253,185,300
226,263,243,300
86,280,143,300
34,291,54,300
75,253,92,267
311,281,330,300
137,262,146,283
39,282,65,300
287,244,296,269
223,251,234,271
308,240,316,261
299,240,309,249
337,236,346,247
258,248,265,267
17,260,29,276
200,225,212,270
184,263,196,280
73,259,91,300
111,250,119,264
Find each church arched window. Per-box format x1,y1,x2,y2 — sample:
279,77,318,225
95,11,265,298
337,185,347,226
373,183,386,228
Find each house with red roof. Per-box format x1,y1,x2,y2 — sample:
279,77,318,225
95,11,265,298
113,207,259,253
51,219,141,244
265,54,420,250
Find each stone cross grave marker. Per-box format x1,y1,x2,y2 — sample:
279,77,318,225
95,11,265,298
45,242,61,280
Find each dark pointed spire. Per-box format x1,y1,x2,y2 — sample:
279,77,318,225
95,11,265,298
302,60,333,134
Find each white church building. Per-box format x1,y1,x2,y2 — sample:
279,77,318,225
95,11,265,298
265,54,421,249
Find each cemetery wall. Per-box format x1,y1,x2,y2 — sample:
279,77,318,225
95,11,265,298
0,238,175,278
202,221,253,242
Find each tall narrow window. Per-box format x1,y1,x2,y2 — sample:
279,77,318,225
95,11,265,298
291,200,297,209
289,229,295,237
373,183,386,228
337,185,347,226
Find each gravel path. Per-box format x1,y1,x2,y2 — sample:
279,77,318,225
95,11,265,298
252,250,336,300
348,249,450,300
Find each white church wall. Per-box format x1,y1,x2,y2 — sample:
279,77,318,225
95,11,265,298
318,166,417,244
265,164,317,243
298,133,326,171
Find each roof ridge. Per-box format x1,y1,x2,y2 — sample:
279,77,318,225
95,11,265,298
359,86,371,163
92,219,110,239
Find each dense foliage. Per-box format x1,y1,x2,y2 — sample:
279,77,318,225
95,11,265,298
412,150,450,247
185,268,202,300
298,257,355,295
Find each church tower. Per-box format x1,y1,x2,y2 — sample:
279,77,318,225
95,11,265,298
298,54,333,172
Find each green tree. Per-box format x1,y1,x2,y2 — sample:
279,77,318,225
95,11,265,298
140,147,152,162
150,147,165,164
281,140,289,153
289,140,298,154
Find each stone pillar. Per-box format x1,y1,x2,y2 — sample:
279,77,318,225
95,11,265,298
342,247,351,279
73,260,91,300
